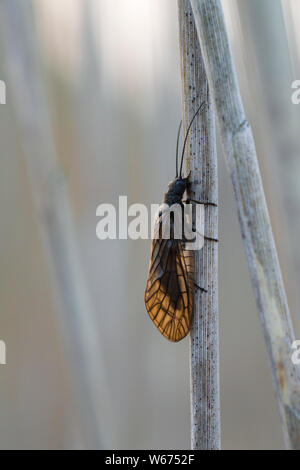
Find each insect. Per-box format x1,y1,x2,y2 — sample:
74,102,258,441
144,103,217,342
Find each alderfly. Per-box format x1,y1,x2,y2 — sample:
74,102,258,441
145,103,216,342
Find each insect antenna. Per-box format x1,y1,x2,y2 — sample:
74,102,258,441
179,102,205,178
175,120,182,178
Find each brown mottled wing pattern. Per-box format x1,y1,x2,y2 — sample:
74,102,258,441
145,211,194,342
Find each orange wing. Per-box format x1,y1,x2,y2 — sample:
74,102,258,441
145,213,194,342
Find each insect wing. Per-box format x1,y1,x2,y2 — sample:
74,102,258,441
145,211,194,342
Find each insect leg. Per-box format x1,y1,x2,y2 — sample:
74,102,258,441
184,197,217,207
194,282,207,293
182,201,218,243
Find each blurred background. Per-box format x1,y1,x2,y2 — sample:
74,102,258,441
0,0,299,450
